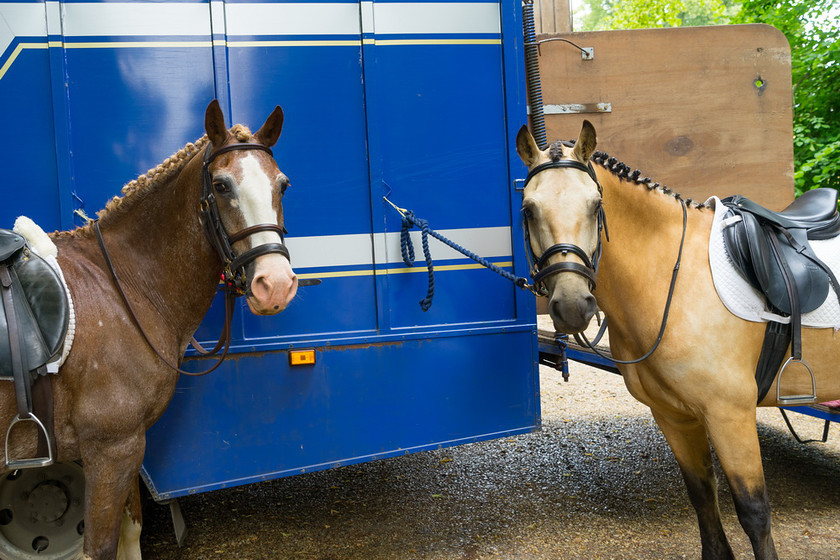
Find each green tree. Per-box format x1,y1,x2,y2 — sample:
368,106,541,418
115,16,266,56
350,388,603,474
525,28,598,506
574,0,738,30
733,0,840,193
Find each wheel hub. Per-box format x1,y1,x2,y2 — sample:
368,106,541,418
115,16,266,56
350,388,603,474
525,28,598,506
27,482,70,524
0,462,85,560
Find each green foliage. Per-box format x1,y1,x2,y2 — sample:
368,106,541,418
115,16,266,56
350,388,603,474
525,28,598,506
734,0,840,193
572,0,840,195
574,0,738,30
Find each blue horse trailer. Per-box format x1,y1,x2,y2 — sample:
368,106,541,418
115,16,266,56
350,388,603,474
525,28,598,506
0,0,536,555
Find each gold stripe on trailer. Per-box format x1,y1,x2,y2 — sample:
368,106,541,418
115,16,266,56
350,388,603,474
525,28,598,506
295,261,514,280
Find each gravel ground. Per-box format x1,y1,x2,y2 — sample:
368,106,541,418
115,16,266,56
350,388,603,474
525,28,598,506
139,361,840,559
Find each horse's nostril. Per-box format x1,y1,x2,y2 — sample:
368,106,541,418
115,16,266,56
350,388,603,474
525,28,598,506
581,294,597,318
251,275,273,302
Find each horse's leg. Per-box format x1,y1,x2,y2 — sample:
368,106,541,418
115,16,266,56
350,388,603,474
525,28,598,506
116,476,143,560
705,410,778,560
651,410,735,560
80,435,145,560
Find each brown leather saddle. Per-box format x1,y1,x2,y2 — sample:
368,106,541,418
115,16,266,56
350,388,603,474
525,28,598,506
721,188,840,404
0,228,69,468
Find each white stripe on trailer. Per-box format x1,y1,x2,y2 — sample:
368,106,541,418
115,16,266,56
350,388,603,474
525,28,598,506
360,1,375,36
285,226,512,270
1,2,499,45
373,2,500,36
0,3,47,55
224,3,361,37
61,3,210,38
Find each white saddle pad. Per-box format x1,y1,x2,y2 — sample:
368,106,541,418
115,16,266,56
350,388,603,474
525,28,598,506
707,196,840,329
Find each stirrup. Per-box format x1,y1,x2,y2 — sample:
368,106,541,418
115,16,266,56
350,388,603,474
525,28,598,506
5,413,54,469
776,356,817,405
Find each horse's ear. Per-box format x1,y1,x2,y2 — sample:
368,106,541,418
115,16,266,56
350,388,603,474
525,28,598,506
205,99,230,147
516,125,541,167
572,120,597,163
255,106,284,148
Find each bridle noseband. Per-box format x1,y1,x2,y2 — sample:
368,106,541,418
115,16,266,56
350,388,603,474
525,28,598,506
200,142,291,294
523,158,607,295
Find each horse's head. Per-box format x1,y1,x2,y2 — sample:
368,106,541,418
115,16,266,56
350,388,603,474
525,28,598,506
516,120,602,333
202,100,298,315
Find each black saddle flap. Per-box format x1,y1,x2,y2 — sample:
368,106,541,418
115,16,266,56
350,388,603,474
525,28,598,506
0,243,69,380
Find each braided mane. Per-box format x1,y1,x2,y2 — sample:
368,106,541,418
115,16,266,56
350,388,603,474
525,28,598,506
58,124,255,237
549,140,710,210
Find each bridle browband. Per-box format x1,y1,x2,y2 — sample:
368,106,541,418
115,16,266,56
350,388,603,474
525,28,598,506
200,141,291,294
523,158,607,295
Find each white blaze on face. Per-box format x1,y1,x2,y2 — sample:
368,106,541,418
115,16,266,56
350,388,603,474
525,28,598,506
234,153,298,314
524,169,600,332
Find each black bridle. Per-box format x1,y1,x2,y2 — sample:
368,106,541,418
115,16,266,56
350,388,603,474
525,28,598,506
522,156,688,365
200,142,291,294
93,143,291,376
93,140,294,377
523,159,607,296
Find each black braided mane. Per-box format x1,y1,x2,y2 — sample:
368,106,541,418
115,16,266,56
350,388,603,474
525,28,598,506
549,139,710,210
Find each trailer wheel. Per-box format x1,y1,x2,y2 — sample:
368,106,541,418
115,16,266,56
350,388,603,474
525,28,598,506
0,462,84,560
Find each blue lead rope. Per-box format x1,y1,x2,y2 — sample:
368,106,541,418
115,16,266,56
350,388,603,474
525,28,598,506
389,198,533,311
399,210,435,311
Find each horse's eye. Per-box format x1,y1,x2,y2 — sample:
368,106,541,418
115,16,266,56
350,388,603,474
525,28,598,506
213,180,231,194
279,178,290,195
522,207,533,220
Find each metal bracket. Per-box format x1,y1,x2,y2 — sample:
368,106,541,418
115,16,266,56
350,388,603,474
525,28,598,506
544,103,612,115
527,38,594,61
168,498,188,547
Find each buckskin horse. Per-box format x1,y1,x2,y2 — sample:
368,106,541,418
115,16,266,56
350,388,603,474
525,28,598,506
0,100,298,559
517,121,840,560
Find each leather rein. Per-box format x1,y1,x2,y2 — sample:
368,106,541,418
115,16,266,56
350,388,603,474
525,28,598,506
95,141,291,376
524,158,687,365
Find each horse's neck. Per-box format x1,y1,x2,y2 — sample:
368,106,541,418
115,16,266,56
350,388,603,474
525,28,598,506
89,156,220,339
595,171,710,330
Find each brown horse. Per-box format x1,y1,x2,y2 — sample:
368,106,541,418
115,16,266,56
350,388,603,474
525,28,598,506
517,121,840,560
0,100,298,559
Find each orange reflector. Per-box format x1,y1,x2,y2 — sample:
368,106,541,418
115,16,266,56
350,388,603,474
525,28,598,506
289,349,316,366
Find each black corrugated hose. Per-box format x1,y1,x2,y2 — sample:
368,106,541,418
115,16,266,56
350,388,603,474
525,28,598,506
522,0,547,149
